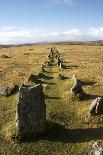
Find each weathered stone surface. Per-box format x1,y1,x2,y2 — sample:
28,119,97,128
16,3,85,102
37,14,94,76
0,84,18,96
47,48,60,66
59,62,63,69
16,84,46,136
36,72,45,79
90,97,103,115
0,71,3,80
71,75,83,94
90,141,103,154
57,57,61,67
41,64,45,72
0,85,9,96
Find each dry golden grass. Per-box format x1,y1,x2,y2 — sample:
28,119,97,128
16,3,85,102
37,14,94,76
0,44,103,154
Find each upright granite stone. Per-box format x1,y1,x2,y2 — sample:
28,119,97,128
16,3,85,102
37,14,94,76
70,75,84,100
16,84,46,136
59,62,64,69
28,74,38,82
57,57,61,67
90,97,103,115
41,64,45,72
71,75,83,94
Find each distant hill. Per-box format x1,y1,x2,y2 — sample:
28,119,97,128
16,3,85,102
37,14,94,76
1,40,103,48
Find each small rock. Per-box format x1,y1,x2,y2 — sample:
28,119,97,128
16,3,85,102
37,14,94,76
0,85,9,96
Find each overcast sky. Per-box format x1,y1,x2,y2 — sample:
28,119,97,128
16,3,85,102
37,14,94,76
0,0,103,44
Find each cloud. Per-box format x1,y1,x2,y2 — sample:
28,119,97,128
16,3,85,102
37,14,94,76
0,27,84,44
47,0,74,5
1,26,103,44
87,27,103,37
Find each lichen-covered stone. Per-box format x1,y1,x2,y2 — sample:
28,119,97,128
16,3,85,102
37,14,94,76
0,85,9,96
71,75,83,94
57,57,61,67
0,84,18,97
90,97,103,115
16,84,46,136
59,62,63,69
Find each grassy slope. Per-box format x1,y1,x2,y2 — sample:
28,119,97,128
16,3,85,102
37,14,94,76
0,44,103,155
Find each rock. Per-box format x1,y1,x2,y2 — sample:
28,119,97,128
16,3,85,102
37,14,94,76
0,55,10,58
57,57,61,66
90,141,103,154
0,71,3,80
90,97,103,115
59,62,63,69
36,72,45,79
71,75,83,94
24,53,30,55
0,84,19,97
41,64,45,72
16,84,46,137
28,74,38,82
0,85,9,96
58,74,65,80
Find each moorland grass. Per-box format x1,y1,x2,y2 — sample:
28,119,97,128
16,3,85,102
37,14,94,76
0,44,103,154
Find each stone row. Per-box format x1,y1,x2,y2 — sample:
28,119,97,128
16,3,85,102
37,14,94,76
71,75,103,116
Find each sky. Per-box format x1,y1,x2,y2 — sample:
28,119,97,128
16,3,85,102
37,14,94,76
0,0,103,44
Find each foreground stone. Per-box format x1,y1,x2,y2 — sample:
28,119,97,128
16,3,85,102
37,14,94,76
16,84,46,137
90,97,103,115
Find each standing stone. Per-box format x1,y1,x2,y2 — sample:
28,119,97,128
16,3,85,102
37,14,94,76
28,74,38,82
41,64,45,72
36,72,45,79
16,84,46,136
57,57,61,67
51,47,55,54
60,62,63,69
71,75,83,94
90,97,103,115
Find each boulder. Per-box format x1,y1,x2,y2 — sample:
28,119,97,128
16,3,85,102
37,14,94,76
90,97,103,115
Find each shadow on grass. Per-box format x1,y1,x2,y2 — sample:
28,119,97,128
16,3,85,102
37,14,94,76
45,95,61,100
31,80,55,85
81,81,97,86
7,85,19,97
80,93,102,101
18,121,103,143
64,65,78,70
40,75,53,80
45,70,57,74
